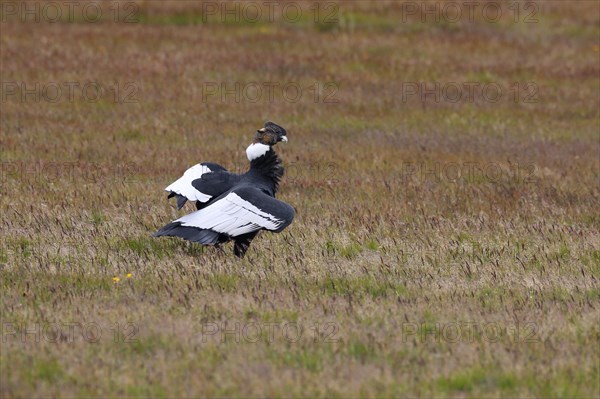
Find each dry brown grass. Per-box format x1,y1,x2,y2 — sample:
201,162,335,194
1,1,599,397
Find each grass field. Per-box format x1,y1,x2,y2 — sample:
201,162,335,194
1,1,599,397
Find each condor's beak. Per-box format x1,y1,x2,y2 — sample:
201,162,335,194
281,136,288,143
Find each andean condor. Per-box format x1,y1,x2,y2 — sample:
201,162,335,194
153,121,295,258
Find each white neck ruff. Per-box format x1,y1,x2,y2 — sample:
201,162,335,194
246,143,270,161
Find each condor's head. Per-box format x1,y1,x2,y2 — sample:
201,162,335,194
254,121,288,145
246,121,288,161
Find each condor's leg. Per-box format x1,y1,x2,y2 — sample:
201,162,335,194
233,231,259,258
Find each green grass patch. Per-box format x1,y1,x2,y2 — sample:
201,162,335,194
320,276,400,299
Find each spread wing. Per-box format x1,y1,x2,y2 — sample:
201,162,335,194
154,187,295,243
165,162,229,209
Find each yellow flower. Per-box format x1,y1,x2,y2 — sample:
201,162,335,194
126,273,132,278
112,277,120,283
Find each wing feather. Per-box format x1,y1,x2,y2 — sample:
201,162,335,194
165,164,214,204
175,187,295,237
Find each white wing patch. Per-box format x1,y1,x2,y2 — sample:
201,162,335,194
165,164,212,202
176,192,283,236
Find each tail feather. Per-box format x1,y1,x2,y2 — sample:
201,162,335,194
176,195,188,210
154,222,220,245
166,192,188,210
